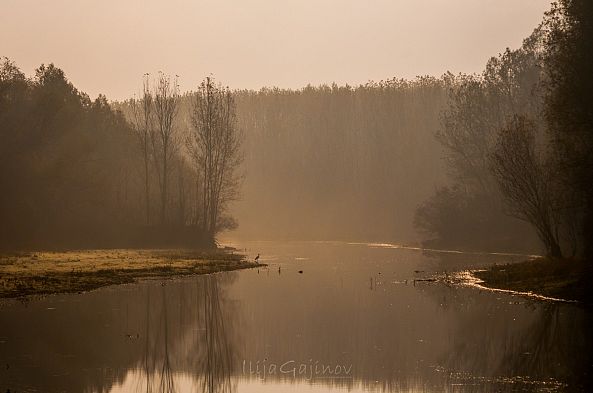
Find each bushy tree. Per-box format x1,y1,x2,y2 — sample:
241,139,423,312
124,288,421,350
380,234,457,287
490,116,562,257
415,30,546,252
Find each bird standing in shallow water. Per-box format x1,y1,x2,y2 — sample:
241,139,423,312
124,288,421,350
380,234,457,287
255,253,260,264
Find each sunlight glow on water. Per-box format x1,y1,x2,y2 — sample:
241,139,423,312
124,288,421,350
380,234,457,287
0,241,590,393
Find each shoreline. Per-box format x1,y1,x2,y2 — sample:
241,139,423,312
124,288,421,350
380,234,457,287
0,248,260,299
457,270,579,304
468,257,591,305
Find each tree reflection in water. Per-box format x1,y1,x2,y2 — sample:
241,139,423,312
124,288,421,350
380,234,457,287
133,274,237,393
502,304,593,390
1,244,590,393
426,283,592,391
196,275,235,393
139,288,155,393
159,287,176,393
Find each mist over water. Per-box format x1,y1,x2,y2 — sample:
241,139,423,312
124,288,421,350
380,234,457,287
0,241,590,393
1,1,593,392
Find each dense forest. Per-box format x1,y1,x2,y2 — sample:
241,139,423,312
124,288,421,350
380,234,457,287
0,62,143,249
416,0,592,259
0,65,241,249
1,0,590,259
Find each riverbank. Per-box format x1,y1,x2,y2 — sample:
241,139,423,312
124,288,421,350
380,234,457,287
0,248,258,299
473,257,592,304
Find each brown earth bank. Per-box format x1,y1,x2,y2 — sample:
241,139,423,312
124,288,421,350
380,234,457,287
0,248,259,299
474,257,592,305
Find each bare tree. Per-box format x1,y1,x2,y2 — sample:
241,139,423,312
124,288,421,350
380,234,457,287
152,73,179,225
490,115,562,257
131,74,153,225
187,77,242,236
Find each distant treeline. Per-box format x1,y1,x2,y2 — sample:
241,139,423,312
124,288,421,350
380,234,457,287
229,75,538,251
231,79,449,242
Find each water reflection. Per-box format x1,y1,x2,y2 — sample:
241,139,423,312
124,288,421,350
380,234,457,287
502,304,592,390
0,241,591,393
195,276,236,393
130,274,237,393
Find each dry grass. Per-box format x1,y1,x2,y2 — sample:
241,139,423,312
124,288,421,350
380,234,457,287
0,248,255,298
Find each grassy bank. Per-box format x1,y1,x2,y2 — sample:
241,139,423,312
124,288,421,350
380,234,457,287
473,257,592,304
0,248,257,299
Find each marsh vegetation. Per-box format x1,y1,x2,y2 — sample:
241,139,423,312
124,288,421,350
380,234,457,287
0,249,250,298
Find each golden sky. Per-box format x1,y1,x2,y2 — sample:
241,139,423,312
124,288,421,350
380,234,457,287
0,0,551,100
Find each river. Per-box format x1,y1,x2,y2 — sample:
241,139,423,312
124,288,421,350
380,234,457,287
0,240,590,392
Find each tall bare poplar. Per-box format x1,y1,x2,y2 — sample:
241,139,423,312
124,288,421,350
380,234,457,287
188,77,242,235
131,74,153,225
152,73,179,225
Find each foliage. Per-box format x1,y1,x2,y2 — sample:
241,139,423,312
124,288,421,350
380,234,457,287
417,0,593,258
544,0,593,258
414,30,545,253
0,59,208,249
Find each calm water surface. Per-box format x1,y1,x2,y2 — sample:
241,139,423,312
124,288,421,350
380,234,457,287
0,241,591,392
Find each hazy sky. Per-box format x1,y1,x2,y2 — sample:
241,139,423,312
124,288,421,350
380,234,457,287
1,0,551,100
